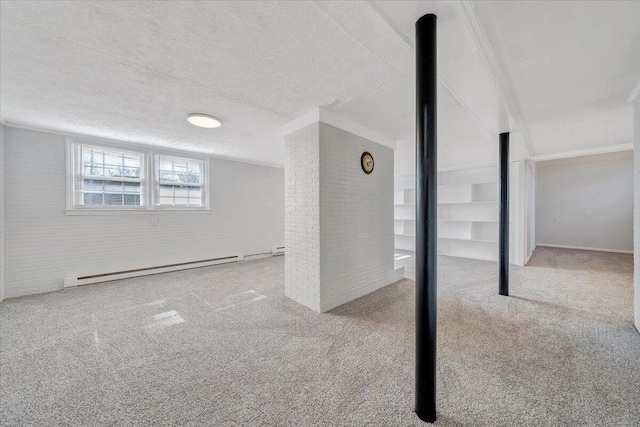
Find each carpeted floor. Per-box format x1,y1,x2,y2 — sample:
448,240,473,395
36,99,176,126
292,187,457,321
1,247,638,426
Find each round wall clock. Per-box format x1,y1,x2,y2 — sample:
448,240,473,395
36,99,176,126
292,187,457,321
361,151,374,174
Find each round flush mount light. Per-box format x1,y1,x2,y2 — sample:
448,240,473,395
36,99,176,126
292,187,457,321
187,113,221,128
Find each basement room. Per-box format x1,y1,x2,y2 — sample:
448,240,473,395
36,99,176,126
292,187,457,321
1,1,639,426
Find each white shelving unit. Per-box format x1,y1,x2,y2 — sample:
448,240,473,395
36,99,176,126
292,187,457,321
394,187,416,252
394,165,498,265
437,166,498,261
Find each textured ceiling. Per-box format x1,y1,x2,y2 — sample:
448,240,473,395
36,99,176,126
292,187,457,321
473,0,640,155
1,1,639,168
0,0,405,166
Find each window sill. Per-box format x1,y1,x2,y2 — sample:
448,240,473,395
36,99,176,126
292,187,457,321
65,209,211,216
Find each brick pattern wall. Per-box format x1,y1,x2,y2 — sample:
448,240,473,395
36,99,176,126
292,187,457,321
318,123,396,312
635,98,640,331
0,125,5,301
284,123,321,311
3,127,285,298
284,122,397,313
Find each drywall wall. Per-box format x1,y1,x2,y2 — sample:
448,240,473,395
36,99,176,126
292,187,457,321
525,161,536,261
536,151,633,253
634,98,639,331
0,124,5,302
3,126,284,298
284,122,397,313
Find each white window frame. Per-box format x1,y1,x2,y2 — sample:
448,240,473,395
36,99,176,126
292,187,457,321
67,140,147,210
153,153,209,210
65,137,210,214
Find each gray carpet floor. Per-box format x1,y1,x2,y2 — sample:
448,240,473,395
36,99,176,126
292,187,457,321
1,247,639,426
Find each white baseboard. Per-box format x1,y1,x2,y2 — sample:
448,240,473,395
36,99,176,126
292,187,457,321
64,254,244,288
536,244,632,254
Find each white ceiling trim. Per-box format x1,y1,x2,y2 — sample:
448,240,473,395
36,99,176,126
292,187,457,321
454,0,534,158
281,107,396,149
627,78,640,104
531,143,633,162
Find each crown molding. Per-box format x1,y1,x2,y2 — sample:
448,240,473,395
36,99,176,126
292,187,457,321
627,78,640,104
532,143,633,162
281,107,396,149
454,0,534,158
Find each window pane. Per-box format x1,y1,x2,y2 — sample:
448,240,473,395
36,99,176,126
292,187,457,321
123,194,141,205
83,193,104,205
155,155,205,207
78,144,144,207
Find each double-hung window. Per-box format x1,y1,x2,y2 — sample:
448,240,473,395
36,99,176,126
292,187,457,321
71,143,146,208
155,155,207,208
67,139,209,212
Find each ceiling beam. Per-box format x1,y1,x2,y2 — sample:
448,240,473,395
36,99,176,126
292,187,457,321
365,0,496,147
454,0,534,158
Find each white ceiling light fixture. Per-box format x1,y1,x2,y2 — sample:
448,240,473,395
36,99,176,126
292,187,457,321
187,113,222,128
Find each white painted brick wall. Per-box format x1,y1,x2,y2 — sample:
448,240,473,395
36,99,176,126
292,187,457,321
284,123,321,311
3,127,285,298
634,98,640,331
0,125,5,301
318,123,396,312
284,122,396,313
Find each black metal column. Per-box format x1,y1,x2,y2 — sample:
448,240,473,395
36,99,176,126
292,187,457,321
415,13,437,424
499,132,510,296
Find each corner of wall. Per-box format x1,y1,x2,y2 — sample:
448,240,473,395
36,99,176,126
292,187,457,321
634,98,640,331
0,124,5,303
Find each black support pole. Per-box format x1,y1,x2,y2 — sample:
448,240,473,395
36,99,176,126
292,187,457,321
499,132,510,296
415,13,437,424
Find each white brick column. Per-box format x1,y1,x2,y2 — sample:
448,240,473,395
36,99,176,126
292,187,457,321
283,109,400,313
284,123,321,311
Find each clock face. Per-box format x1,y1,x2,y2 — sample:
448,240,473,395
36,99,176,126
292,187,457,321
361,152,374,174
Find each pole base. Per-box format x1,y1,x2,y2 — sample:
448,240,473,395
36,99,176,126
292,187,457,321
416,410,437,423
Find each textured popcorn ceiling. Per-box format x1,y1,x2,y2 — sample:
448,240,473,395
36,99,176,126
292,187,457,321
1,1,639,167
0,1,406,166
471,0,640,155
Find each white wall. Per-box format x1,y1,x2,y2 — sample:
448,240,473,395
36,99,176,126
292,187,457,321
284,123,321,311
318,123,396,312
284,122,397,313
634,97,639,331
3,126,284,298
0,124,5,302
525,161,536,261
536,151,633,253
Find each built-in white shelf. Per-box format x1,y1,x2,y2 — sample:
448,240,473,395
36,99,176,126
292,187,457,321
438,201,496,205
395,218,416,237
395,165,499,262
439,237,497,244
394,188,416,205
394,233,415,251
438,219,497,223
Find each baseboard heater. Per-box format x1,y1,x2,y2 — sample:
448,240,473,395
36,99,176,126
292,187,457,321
64,254,244,288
